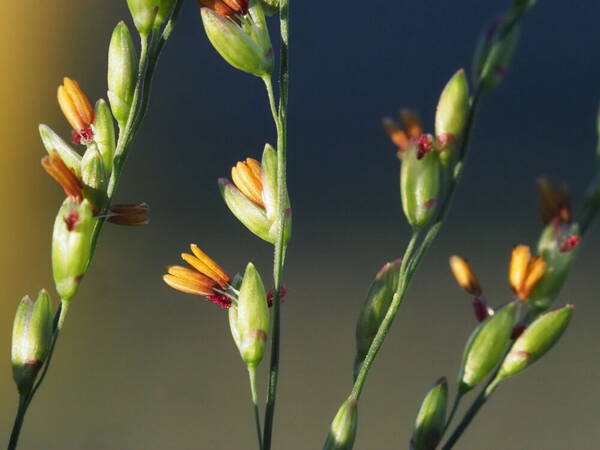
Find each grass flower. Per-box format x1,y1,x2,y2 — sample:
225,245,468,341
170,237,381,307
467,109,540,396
198,0,249,17
537,178,571,225
107,203,150,226
57,77,95,145
449,256,482,297
382,109,423,159
509,245,547,302
231,158,266,208
41,151,83,201
163,244,233,308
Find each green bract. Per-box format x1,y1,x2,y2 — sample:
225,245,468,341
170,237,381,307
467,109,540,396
323,397,358,450
354,260,400,379
200,7,273,77
81,146,108,209
11,291,53,395
230,263,269,368
474,22,520,92
400,145,441,229
435,69,469,166
38,125,82,177
127,0,176,35
219,178,273,243
93,99,116,174
497,305,573,381
529,223,579,311
107,22,137,126
410,378,448,450
458,302,516,392
52,198,95,301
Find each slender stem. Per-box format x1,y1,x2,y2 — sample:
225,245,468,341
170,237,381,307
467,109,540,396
262,76,280,126
248,367,263,450
263,3,290,449
351,232,420,399
442,379,500,450
7,396,26,450
442,391,464,436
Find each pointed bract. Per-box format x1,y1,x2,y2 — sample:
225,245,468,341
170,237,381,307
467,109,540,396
458,302,516,391
497,305,573,381
108,22,137,126
200,7,273,77
12,291,54,395
232,263,269,368
52,198,95,301
410,378,448,450
323,397,358,450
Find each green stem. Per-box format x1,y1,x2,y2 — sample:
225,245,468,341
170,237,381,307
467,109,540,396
263,2,290,449
442,391,464,436
351,231,420,399
441,378,500,450
248,367,263,450
7,396,26,450
263,76,280,126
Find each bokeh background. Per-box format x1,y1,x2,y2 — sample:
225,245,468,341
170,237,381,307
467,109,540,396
2,1,599,449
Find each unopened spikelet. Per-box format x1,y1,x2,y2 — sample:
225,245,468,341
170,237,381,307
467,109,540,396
410,377,448,450
496,305,573,381
458,302,516,392
38,125,82,177
11,291,53,395
52,198,95,301
81,146,108,209
354,260,400,379
473,18,520,91
92,100,116,174
108,22,137,126
400,142,441,229
435,69,469,166
323,397,358,450
229,263,269,367
200,3,273,77
529,224,580,311
127,0,177,36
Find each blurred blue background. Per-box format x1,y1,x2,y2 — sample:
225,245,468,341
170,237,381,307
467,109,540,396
1,0,599,448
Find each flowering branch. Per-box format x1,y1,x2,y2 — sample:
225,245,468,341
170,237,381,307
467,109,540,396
7,2,183,448
324,1,537,447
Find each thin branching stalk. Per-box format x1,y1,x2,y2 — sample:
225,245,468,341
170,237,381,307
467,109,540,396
248,367,263,450
441,378,501,450
263,2,290,448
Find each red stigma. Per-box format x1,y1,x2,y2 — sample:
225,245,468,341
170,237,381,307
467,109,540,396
71,126,94,145
560,235,581,252
207,294,232,309
267,285,288,308
416,135,433,159
64,210,79,231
